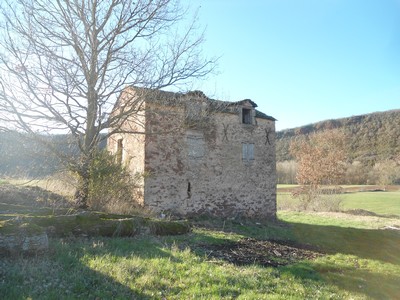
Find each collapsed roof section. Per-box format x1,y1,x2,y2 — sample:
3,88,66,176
116,87,276,121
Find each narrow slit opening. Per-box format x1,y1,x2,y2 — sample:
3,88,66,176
187,182,191,198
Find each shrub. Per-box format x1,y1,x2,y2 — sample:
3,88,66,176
277,160,297,184
291,186,343,212
277,193,301,211
308,189,343,212
86,150,142,214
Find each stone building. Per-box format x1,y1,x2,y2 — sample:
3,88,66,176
108,87,277,219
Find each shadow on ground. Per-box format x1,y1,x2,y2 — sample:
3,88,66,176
0,236,176,299
190,217,400,265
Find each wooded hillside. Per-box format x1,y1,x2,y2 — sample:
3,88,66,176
276,109,400,164
2,109,400,180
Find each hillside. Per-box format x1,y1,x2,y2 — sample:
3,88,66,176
2,110,400,177
276,109,400,164
0,132,107,177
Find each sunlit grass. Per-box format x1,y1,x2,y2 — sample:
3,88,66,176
311,254,400,300
341,191,400,216
0,234,355,299
7,175,76,197
2,212,400,299
277,184,299,190
278,210,400,229
278,185,400,217
1,184,400,299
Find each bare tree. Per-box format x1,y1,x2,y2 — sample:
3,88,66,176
0,0,216,207
276,160,297,184
371,159,400,190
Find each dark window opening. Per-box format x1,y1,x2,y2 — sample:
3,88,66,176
242,108,252,124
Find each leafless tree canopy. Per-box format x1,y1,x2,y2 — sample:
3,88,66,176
0,0,216,207
0,0,215,142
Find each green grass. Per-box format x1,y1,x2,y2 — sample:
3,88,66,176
278,211,399,230
1,212,400,299
277,184,299,189
1,185,400,299
341,191,400,216
278,185,400,217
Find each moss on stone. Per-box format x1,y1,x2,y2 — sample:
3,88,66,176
1,212,191,238
0,221,45,236
149,220,191,236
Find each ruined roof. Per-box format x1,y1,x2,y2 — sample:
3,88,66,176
122,87,276,121
207,98,276,121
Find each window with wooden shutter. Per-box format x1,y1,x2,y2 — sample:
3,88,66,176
242,143,255,161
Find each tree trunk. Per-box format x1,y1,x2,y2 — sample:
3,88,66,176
75,89,98,209
74,159,90,209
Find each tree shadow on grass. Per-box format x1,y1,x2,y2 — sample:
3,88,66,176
307,260,400,299
285,223,400,298
188,219,400,299
0,236,180,299
2,211,399,299
288,222,400,265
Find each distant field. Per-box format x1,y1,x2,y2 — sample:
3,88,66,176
278,185,400,217
341,191,400,217
277,184,400,192
277,184,299,189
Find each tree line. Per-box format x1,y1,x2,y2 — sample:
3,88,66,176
276,109,400,185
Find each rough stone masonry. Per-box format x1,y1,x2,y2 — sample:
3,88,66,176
108,88,277,219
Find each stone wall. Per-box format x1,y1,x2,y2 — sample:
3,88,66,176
108,90,276,219
143,101,276,219
107,96,147,205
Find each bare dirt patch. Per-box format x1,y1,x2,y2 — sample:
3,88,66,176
197,238,322,267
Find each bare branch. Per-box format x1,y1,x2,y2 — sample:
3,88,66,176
0,0,217,207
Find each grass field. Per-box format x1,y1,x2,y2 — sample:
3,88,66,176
1,184,400,299
278,185,400,217
1,213,399,299
341,191,400,216
1,221,400,298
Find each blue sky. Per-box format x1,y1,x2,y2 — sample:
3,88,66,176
189,0,400,130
